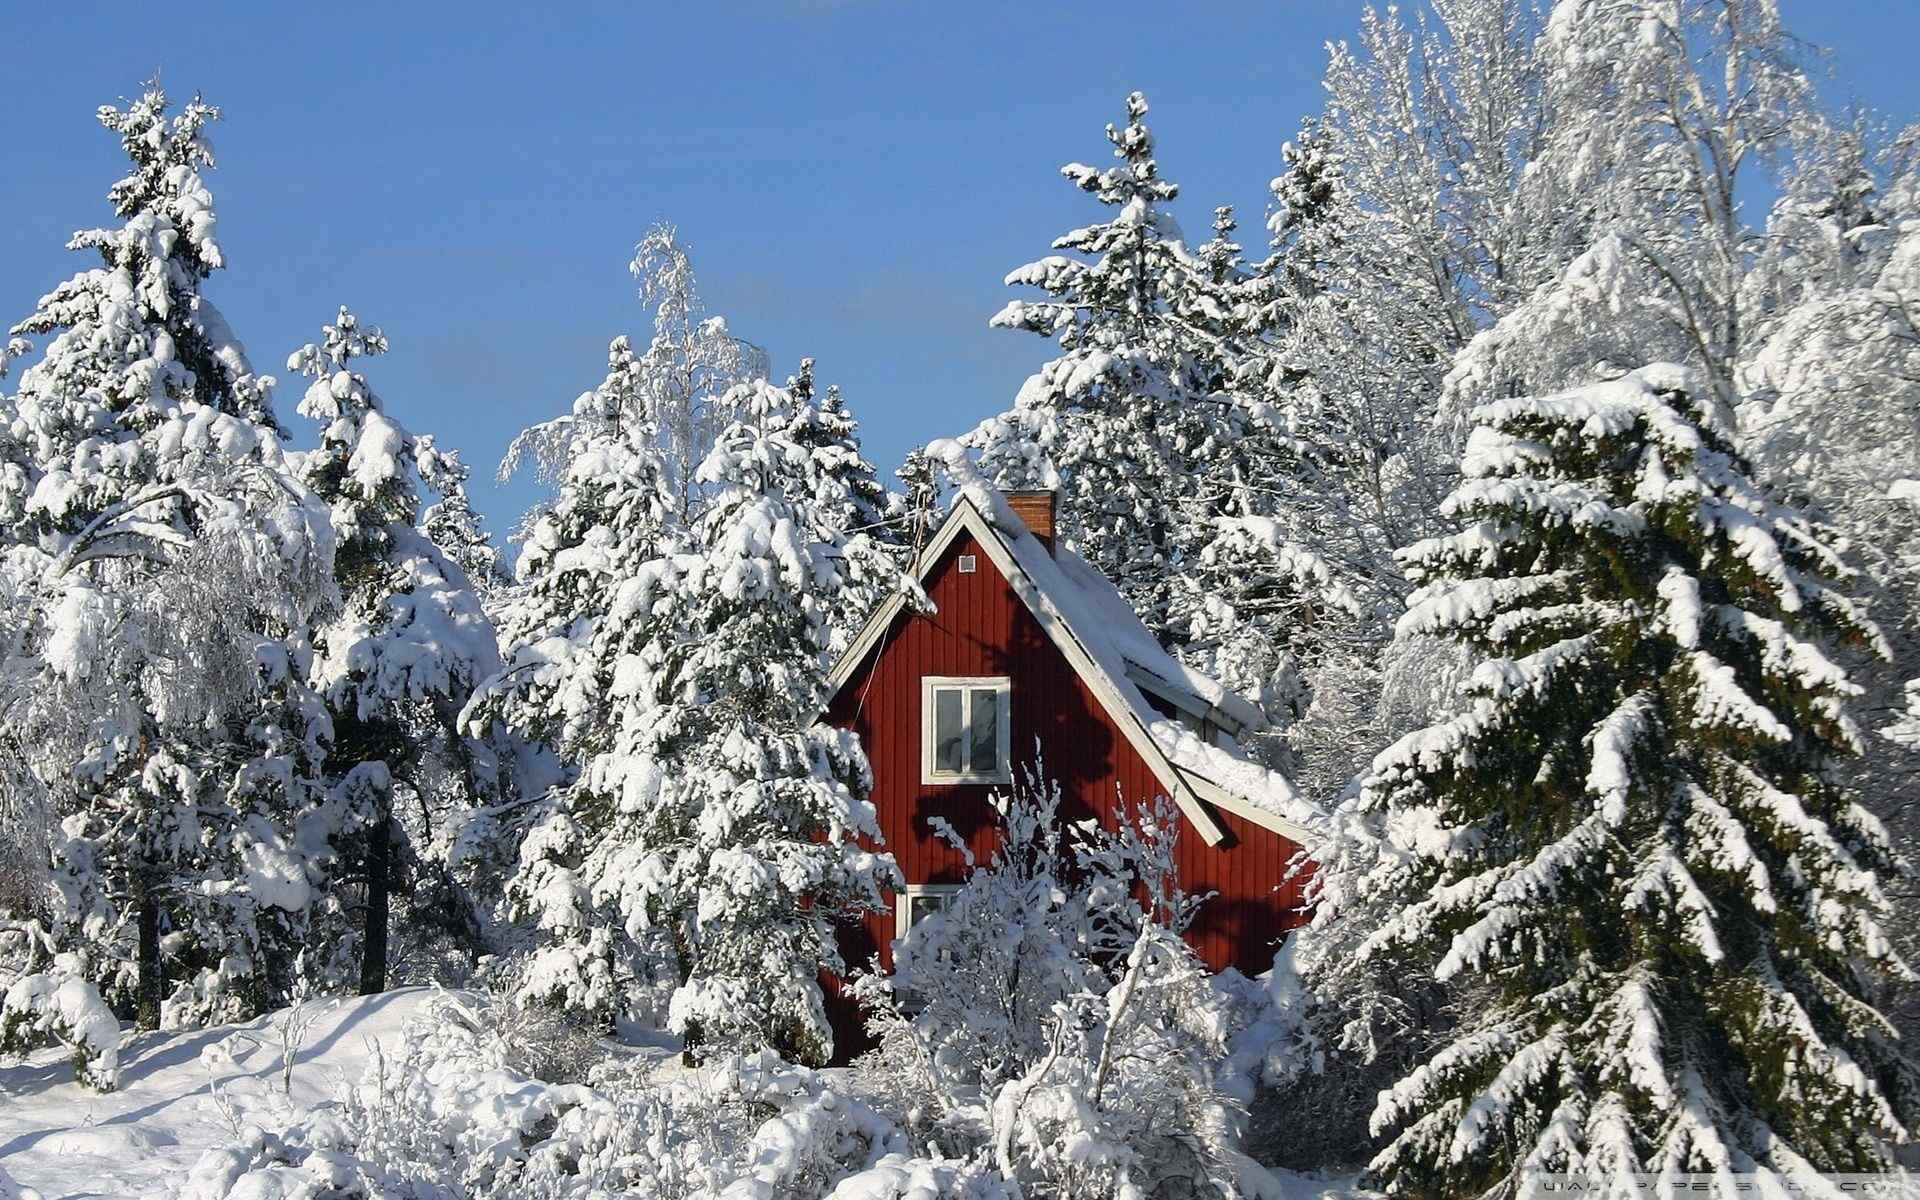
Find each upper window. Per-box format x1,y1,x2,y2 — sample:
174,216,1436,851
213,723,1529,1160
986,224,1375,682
921,676,1011,784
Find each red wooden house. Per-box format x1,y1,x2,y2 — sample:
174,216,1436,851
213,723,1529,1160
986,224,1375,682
821,488,1319,1058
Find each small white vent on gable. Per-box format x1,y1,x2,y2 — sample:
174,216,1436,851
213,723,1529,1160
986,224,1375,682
958,555,977,574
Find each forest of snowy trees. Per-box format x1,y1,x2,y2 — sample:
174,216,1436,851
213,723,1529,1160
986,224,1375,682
4,0,1920,1197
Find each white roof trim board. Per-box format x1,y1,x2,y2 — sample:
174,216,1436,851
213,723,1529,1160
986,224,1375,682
824,496,1318,847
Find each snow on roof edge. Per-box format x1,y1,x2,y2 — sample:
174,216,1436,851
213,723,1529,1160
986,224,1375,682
1047,545,1267,734
989,515,1314,825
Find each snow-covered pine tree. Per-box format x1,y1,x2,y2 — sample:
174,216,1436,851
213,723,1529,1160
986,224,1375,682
511,372,897,1062
894,448,940,557
416,437,509,606
973,91,1230,641
1259,116,1345,306
1149,201,1370,765
778,358,908,654
0,87,335,1062
637,374,900,1061
471,335,680,1013
290,307,503,994
1322,363,1914,1193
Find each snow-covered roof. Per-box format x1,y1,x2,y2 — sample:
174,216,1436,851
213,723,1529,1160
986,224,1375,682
824,491,1318,846
1040,544,1266,736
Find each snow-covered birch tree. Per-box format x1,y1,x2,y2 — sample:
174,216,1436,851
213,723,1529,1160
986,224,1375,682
628,225,769,516
1445,0,1824,411
1739,123,1920,1041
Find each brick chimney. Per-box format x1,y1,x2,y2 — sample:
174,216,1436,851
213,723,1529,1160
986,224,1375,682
1005,489,1057,554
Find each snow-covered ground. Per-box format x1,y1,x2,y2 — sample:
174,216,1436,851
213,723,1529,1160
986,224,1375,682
0,990,434,1200
0,990,1360,1199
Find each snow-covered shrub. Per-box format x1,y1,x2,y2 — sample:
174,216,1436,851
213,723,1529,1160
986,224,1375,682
180,988,600,1199
475,963,606,1085
179,989,934,1200
851,769,1100,1101
851,770,1283,1198
0,957,121,1091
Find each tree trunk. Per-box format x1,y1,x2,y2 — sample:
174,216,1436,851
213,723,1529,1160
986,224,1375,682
671,923,701,1065
135,874,162,1030
359,811,390,995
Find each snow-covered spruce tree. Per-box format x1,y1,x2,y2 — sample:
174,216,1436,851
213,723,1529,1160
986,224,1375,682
895,446,941,554
1176,201,1385,771
0,87,336,1071
972,91,1236,642
971,92,1354,768
467,336,679,1014
521,373,898,1063
1324,364,1914,1193
290,308,504,994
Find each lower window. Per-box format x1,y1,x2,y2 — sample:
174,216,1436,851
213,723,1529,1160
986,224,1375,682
894,883,962,941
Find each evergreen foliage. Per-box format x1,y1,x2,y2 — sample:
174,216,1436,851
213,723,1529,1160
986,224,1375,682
1321,364,1915,1193
0,86,336,1067
290,307,505,995
501,371,899,1062
972,91,1229,639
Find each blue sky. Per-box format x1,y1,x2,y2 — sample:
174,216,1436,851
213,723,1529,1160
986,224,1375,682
4,1,1914,538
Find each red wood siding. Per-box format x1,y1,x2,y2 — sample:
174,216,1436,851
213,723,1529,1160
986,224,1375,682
823,529,1310,1060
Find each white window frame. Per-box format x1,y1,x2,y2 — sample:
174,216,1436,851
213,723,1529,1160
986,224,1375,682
920,675,1012,785
895,883,964,941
